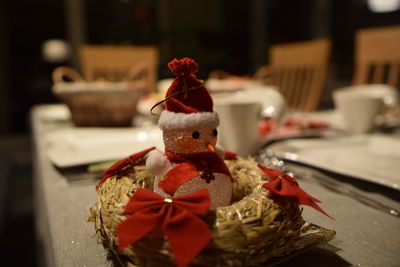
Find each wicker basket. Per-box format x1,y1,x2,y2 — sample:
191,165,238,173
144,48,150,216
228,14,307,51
91,158,335,266
52,67,146,127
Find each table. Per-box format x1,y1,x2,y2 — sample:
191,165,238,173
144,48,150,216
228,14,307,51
32,104,400,267
33,105,111,267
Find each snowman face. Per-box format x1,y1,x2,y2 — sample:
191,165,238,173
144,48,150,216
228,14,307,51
163,127,218,154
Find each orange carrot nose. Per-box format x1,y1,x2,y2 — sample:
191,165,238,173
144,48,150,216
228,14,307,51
207,144,216,153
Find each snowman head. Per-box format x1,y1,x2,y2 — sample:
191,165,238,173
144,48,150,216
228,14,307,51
163,126,218,154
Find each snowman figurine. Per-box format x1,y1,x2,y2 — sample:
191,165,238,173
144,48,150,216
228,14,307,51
145,58,233,209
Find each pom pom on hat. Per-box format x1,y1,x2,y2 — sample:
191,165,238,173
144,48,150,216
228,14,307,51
168,58,198,76
159,58,219,130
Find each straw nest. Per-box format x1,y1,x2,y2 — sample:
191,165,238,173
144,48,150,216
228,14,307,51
90,158,330,266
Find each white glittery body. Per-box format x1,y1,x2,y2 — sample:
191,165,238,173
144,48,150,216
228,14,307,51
153,173,232,209
147,124,233,209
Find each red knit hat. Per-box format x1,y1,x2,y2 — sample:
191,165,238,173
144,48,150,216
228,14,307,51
159,58,219,130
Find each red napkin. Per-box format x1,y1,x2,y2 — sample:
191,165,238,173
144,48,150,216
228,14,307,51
284,116,329,130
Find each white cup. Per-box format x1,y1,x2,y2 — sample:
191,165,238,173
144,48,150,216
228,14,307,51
332,84,397,133
213,85,286,156
214,99,262,157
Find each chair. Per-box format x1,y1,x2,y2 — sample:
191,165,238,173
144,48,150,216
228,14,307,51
353,25,400,89
255,39,331,111
79,45,158,92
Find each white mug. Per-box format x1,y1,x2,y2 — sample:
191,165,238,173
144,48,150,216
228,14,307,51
213,85,286,156
214,99,262,157
332,84,397,133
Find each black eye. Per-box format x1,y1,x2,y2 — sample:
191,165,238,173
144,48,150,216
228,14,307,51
213,129,218,136
192,131,200,139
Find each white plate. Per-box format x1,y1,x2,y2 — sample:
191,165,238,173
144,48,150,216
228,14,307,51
268,134,400,190
45,126,163,167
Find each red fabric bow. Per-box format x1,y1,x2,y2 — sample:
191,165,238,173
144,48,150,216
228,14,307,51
117,188,212,267
258,164,332,218
96,147,156,189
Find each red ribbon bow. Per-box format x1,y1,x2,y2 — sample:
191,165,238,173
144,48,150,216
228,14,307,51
258,164,332,218
97,147,156,189
117,188,212,267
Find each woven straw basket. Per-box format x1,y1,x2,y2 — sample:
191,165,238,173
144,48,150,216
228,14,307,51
52,66,146,127
91,157,335,266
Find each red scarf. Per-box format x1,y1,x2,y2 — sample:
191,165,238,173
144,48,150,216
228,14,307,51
158,150,233,196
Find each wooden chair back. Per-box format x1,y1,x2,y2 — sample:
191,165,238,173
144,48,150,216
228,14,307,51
353,25,400,89
79,45,158,92
255,39,331,111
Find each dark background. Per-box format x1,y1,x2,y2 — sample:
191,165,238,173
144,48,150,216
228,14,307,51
1,0,400,133
0,0,399,266
0,0,400,133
